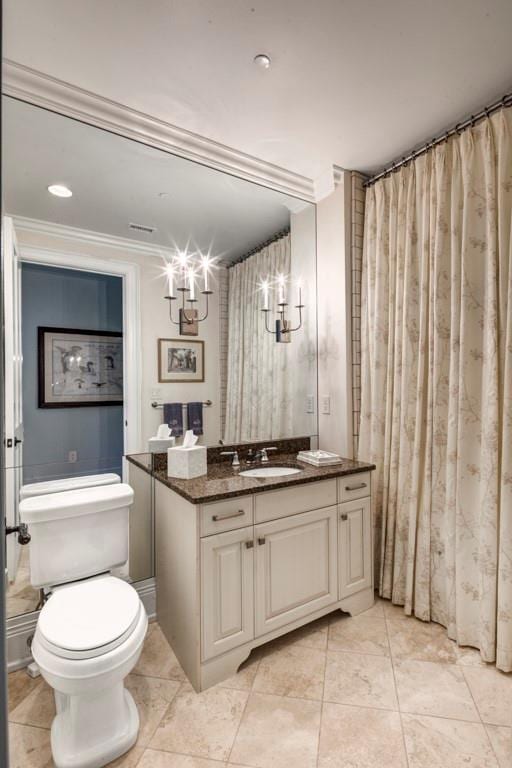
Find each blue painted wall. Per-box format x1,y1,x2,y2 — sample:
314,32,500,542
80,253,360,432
21,263,124,482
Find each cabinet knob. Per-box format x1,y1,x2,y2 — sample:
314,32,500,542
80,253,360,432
340,513,348,521
245,540,254,549
257,536,266,545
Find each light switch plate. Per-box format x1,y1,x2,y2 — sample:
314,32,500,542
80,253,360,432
306,395,315,413
321,396,331,415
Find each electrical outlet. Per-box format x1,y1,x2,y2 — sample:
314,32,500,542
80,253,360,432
321,396,331,415
306,395,315,413
68,450,78,463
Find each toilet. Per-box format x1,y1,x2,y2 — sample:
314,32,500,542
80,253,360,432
19,472,121,500
19,483,148,768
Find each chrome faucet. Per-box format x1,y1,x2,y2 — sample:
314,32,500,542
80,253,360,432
220,450,240,468
246,446,278,464
259,447,277,462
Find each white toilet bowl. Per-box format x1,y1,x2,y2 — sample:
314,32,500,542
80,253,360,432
20,482,147,768
32,575,148,768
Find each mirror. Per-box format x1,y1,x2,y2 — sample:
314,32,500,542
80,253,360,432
2,96,317,619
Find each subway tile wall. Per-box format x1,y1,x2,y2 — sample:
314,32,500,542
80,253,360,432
351,172,366,457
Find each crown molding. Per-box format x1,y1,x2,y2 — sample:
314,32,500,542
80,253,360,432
2,59,317,203
10,215,174,259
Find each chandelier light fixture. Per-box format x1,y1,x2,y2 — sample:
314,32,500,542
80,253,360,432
260,273,305,343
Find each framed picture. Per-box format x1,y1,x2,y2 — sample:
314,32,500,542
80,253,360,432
158,338,204,383
179,308,199,336
38,327,123,408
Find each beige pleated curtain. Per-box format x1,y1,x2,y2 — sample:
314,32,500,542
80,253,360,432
359,108,512,671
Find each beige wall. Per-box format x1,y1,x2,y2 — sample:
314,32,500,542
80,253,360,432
16,226,222,449
316,175,353,457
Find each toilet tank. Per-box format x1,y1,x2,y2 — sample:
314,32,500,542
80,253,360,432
19,483,134,588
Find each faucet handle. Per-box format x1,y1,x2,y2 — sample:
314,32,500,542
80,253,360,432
260,447,277,462
220,450,240,467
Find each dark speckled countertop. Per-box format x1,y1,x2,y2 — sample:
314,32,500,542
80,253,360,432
126,450,375,505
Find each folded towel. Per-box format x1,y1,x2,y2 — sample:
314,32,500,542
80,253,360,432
163,403,183,437
187,401,204,436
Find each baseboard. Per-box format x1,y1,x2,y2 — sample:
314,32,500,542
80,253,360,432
6,577,156,671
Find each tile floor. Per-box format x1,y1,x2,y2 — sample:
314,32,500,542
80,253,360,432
7,598,512,768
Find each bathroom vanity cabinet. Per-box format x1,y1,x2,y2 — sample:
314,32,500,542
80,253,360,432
155,470,373,691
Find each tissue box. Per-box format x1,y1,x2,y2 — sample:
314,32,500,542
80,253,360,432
148,436,176,454
167,445,207,479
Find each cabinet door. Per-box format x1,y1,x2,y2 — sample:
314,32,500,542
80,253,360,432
338,497,372,599
255,506,337,637
201,526,254,661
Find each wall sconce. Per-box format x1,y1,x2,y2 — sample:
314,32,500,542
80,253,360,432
260,275,304,343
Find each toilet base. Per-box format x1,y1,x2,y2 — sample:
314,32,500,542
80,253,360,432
50,687,139,768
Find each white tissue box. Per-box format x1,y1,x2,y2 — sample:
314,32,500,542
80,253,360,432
167,445,207,479
148,436,176,453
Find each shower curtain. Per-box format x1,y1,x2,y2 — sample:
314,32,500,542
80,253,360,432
224,234,293,442
359,108,512,671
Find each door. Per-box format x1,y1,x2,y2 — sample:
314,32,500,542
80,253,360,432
255,506,337,637
3,217,23,583
338,497,372,599
201,526,254,661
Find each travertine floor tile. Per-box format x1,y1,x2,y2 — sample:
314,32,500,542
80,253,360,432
134,623,186,681
8,723,53,768
149,683,248,760
126,675,181,746
394,659,479,721
218,650,261,691
138,750,227,768
463,667,512,726
230,692,321,768
271,614,330,650
8,678,55,729
328,615,390,656
485,725,512,768
324,650,398,709
401,713,498,768
318,702,407,768
107,745,145,767
253,644,326,700
387,618,458,663
7,669,41,713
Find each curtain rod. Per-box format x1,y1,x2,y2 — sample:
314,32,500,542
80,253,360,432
228,228,290,267
364,90,512,188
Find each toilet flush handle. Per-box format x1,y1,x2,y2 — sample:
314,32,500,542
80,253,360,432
5,523,31,545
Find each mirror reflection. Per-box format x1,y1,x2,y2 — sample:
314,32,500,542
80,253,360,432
2,96,317,620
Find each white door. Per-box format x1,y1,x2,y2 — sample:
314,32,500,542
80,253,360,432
338,498,372,599
255,506,337,637
201,526,254,661
3,217,24,583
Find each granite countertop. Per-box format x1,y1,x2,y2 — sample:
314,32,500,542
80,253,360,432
127,451,375,505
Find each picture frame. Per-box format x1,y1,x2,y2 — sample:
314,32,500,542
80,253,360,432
38,326,123,408
158,338,205,383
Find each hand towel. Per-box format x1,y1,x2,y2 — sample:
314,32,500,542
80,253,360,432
163,402,183,437
187,401,204,436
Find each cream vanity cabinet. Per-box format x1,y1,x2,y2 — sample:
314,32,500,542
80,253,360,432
155,471,373,691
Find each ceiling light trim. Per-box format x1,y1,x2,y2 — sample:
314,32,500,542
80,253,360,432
3,59,317,203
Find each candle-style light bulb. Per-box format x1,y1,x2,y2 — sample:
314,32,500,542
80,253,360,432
188,268,195,300
278,274,286,304
166,264,175,297
201,256,210,292
297,279,302,306
262,279,269,310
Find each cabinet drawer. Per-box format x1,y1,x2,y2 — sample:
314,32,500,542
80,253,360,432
200,496,253,537
338,472,371,502
255,479,337,524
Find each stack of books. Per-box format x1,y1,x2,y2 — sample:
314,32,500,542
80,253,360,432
297,450,343,466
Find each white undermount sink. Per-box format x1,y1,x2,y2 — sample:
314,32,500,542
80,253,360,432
239,466,302,478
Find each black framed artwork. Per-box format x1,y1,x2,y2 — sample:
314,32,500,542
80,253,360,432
38,327,123,408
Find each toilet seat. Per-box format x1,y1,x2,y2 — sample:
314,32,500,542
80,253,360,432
37,576,142,660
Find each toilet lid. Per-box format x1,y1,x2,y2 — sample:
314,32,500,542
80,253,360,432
37,576,142,660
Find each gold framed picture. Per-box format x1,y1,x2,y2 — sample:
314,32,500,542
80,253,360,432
158,338,205,383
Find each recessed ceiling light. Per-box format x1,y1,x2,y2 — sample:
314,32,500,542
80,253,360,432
48,184,73,198
253,54,271,70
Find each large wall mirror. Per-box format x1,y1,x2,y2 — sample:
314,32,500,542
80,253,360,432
2,95,317,622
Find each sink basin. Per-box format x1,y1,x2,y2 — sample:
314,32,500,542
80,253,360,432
239,466,302,478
